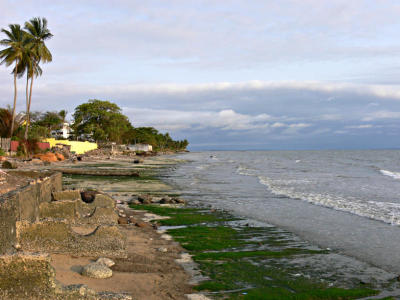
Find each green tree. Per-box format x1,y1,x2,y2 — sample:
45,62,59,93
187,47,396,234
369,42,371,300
0,24,29,137
23,17,53,140
72,99,132,143
0,106,25,138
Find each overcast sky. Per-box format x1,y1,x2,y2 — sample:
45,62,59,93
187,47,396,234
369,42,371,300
2,0,400,150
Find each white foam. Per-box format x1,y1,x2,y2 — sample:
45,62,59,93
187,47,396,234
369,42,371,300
380,169,400,180
258,175,400,226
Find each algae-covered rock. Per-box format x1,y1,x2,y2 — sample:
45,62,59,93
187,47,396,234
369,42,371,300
82,262,112,279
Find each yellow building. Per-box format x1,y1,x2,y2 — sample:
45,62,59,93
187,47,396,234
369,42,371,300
44,138,97,155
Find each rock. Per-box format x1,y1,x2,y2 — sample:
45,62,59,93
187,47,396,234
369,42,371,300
63,284,96,296
2,160,17,169
97,292,133,300
96,257,115,267
129,216,138,223
81,191,97,203
138,194,152,204
158,247,168,253
82,262,113,279
33,152,58,162
31,158,42,164
173,197,186,204
160,196,172,204
55,153,65,161
135,221,150,228
118,217,129,224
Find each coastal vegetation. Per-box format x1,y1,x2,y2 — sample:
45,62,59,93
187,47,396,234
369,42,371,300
72,99,188,151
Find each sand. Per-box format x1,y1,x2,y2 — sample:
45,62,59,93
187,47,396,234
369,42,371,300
50,203,193,300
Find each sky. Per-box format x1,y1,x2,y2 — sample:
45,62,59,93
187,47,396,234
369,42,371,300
1,0,400,150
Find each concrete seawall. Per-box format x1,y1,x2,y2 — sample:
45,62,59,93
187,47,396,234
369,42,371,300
0,171,62,254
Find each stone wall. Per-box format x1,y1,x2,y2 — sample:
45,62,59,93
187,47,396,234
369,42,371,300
0,171,62,254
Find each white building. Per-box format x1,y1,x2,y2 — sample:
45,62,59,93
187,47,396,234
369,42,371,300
51,122,73,139
128,144,153,152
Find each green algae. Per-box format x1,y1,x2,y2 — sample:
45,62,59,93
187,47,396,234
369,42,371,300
131,203,380,299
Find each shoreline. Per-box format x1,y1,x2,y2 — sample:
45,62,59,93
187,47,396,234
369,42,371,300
2,153,400,299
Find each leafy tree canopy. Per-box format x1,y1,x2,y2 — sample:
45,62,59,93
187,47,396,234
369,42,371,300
72,99,131,143
71,99,189,151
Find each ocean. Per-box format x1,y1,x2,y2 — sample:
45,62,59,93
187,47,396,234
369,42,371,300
165,150,400,273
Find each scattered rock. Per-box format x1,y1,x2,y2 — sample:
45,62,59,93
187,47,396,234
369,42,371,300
161,234,173,241
2,160,17,169
129,216,138,223
174,197,186,204
130,199,140,205
96,257,115,267
63,284,96,297
135,221,150,228
31,158,42,164
160,196,172,204
55,153,65,161
118,216,129,224
82,262,113,279
138,194,152,204
97,292,133,300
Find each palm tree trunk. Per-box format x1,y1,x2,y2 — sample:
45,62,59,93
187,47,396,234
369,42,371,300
25,73,34,140
26,73,34,135
9,62,17,139
24,73,29,140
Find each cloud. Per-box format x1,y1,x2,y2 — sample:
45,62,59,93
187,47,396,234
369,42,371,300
362,111,400,121
123,107,272,131
346,124,374,129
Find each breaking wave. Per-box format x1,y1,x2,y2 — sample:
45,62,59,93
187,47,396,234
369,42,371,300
380,170,400,180
257,175,400,226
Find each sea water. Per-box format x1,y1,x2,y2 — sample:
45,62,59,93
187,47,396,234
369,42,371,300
165,150,400,273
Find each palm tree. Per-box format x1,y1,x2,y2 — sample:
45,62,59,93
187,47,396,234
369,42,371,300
23,17,52,140
0,24,27,138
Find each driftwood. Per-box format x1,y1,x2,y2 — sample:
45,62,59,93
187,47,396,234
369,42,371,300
56,168,139,177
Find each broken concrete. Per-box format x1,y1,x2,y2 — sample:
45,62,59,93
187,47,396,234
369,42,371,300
52,190,81,201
